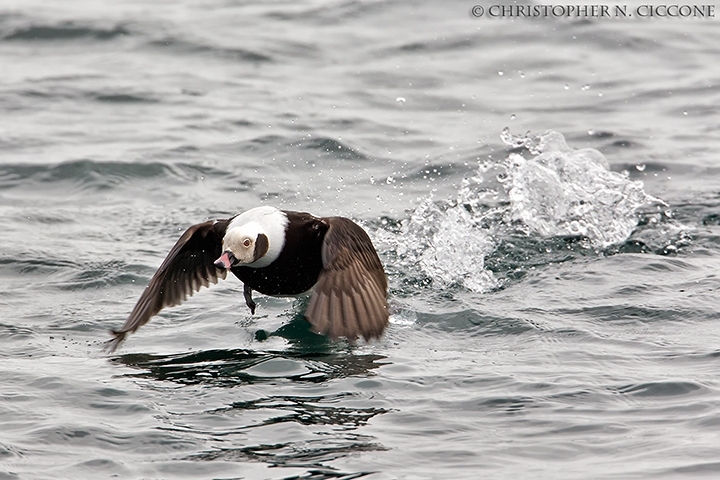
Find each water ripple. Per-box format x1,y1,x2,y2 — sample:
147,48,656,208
1,22,130,42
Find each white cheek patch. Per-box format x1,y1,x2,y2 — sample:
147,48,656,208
222,229,254,264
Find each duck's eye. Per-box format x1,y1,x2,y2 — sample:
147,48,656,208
243,239,251,247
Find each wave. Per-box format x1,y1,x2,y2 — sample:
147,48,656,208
0,16,274,65
146,37,272,63
297,136,371,161
0,256,146,290
1,21,129,42
228,134,377,163
0,159,229,191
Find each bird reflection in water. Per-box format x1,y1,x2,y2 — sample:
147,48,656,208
110,316,389,476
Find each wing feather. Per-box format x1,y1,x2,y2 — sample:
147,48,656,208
305,217,388,341
107,219,228,352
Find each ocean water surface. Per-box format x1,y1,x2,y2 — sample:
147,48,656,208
1,1,720,478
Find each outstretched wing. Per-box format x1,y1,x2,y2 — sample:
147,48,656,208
305,217,388,341
107,219,229,352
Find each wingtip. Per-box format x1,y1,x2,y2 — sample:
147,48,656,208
308,317,383,344
104,329,125,354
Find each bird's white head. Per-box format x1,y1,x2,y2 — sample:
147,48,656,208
214,207,288,269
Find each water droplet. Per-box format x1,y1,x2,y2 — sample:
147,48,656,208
510,114,516,120
396,97,406,103
581,84,590,91
498,71,504,76
564,84,569,90
683,111,688,116
636,163,646,172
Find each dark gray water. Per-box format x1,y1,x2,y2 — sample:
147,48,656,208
2,1,720,479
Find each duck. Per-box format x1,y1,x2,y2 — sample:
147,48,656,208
107,206,388,351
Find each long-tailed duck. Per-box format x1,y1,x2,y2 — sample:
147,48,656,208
107,206,388,351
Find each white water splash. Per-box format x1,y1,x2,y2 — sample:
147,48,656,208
414,196,497,292
501,129,666,248
377,130,672,293
375,172,501,293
